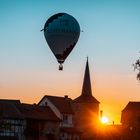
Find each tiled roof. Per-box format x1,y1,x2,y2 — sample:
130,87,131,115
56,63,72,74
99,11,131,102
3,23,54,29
19,103,60,121
0,99,20,104
39,95,74,114
0,101,23,119
0,99,60,121
122,101,140,111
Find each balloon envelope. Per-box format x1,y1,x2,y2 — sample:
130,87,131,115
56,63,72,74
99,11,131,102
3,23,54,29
44,13,80,65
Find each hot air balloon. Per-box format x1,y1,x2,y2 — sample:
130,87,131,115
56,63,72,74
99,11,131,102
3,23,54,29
43,13,80,70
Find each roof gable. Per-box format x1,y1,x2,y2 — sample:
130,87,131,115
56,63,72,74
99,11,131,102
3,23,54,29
39,95,74,114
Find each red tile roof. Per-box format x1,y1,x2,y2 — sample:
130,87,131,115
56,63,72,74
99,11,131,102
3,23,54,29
0,99,60,121
39,95,74,114
122,101,140,111
0,101,23,119
19,103,60,121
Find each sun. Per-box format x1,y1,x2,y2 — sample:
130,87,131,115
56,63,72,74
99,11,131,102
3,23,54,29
101,116,109,124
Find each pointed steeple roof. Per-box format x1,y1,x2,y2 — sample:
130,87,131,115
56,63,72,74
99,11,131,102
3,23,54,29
74,58,99,103
81,57,92,97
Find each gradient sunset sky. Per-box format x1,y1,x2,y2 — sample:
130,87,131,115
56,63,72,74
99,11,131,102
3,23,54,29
1,0,140,124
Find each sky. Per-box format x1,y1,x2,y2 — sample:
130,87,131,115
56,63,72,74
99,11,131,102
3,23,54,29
0,0,140,124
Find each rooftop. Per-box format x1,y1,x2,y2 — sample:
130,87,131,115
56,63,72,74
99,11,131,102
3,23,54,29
122,101,140,111
39,95,74,114
0,99,60,121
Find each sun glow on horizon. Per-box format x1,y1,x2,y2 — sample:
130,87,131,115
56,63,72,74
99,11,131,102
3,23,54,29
101,116,109,124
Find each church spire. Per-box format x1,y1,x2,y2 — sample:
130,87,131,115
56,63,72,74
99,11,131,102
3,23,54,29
74,58,99,103
81,57,92,97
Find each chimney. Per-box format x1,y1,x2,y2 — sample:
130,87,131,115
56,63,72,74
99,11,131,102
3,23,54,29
100,110,103,119
64,95,68,99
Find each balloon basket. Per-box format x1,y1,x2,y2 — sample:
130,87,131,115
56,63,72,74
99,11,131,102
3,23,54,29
59,64,63,71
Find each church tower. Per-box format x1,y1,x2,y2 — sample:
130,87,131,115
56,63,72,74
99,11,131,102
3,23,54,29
72,59,100,139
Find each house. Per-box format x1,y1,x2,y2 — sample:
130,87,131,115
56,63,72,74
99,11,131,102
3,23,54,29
121,101,140,140
0,99,60,140
19,103,60,140
0,99,25,140
38,95,82,140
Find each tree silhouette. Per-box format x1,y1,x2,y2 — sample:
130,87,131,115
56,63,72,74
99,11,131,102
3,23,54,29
133,57,140,81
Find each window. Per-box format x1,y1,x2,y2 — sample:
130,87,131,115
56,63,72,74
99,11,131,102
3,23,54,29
63,115,68,124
